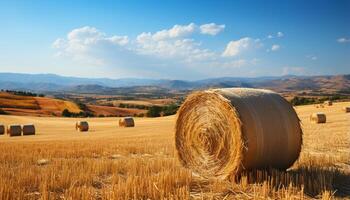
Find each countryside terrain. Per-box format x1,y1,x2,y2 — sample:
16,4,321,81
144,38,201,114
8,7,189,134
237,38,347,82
0,102,349,199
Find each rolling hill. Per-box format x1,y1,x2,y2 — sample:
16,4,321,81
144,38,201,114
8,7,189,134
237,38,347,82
0,73,349,94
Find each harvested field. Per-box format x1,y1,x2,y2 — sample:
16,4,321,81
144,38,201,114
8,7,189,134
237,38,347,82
0,102,349,199
87,105,147,117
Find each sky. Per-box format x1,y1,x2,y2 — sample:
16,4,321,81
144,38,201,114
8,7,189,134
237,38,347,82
0,0,349,80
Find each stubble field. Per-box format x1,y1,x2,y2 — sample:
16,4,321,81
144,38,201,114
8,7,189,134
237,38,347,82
0,102,349,199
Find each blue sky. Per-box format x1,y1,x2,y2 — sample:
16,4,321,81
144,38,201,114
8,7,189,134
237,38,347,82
0,0,349,80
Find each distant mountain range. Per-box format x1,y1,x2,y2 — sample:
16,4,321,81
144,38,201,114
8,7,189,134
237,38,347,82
0,72,349,94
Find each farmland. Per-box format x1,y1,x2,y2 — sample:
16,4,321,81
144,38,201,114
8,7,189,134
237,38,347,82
0,102,349,199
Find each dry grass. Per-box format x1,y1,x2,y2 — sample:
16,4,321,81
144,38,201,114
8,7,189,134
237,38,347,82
0,102,349,199
0,92,82,116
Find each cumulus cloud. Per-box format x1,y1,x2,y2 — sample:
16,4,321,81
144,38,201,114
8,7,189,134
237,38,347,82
151,23,196,41
271,44,280,51
136,30,215,62
222,37,261,57
200,23,225,35
52,26,129,65
337,37,350,43
52,24,268,78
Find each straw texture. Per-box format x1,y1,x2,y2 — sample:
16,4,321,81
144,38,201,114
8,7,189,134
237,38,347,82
23,124,35,135
310,113,326,123
175,88,302,179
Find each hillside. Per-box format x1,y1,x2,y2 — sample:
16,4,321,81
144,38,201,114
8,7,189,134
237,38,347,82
0,92,82,116
0,92,145,117
0,73,349,94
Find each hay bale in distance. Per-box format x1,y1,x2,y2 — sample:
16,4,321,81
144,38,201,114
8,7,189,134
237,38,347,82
22,124,35,135
119,117,135,127
76,121,89,132
310,112,326,123
343,107,350,113
175,88,302,179
0,124,4,135
7,124,22,136
37,159,50,166
324,101,333,106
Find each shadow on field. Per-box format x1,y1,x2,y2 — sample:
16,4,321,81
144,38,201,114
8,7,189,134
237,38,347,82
190,167,350,199
237,167,350,198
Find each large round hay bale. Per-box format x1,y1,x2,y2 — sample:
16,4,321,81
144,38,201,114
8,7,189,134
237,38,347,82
324,101,332,106
343,107,350,113
23,124,35,135
175,88,302,179
310,113,326,123
7,124,22,136
119,117,135,127
76,121,89,132
0,124,5,135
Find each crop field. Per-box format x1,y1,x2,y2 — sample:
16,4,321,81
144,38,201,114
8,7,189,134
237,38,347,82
0,102,349,199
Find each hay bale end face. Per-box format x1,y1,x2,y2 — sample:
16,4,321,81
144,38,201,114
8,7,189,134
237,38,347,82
310,113,326,123
119,117,135,127
76,121,89,132
23,124,35,135
7,125,22,136
175,88,302,179
343,107,350,113
0,124,5,135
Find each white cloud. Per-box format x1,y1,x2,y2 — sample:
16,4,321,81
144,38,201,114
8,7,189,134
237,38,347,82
152,23,196,41
337,37,350,43
271,44,280,51
52,26,129,66
267,35,273,39
277,32,284,37
52,25,265,78
200,23,225,35
222,37,261,57
136,30,215,62
282,66,305,75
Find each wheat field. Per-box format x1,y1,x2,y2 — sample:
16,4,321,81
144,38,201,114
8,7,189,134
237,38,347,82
0,102,349,199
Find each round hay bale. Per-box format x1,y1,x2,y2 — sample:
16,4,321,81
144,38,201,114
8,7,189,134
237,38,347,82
76,121,89,132
23,124,35,135
119,117,135,127
310,112,326,123
7,124,22,136
343,107,350,113
175,88,302,179
0,124,5,135
324,101,333,106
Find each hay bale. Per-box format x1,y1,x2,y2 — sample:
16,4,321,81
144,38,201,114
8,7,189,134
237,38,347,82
37,159,49,166
324,101,333,106
0,124,4,135
343,107,350,113
22,124,35,135
76,121,89,132
119,117,135,127
310,112,326,123
175,88,302,179
7,124,22,136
